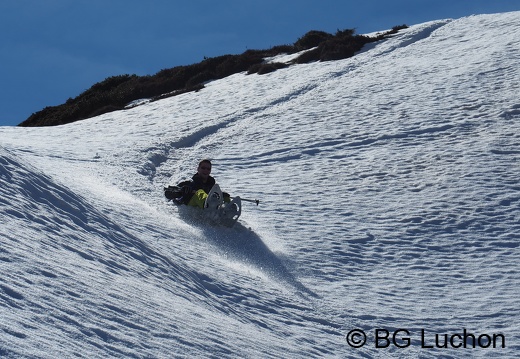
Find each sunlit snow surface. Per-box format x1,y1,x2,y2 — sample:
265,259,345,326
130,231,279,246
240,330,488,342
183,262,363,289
1,12,519,358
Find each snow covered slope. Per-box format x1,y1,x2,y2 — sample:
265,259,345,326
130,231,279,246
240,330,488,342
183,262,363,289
1,11,520,358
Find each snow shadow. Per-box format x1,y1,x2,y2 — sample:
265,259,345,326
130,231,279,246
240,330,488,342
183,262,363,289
0,149,205,293
176,206,317,297
198,222,318,298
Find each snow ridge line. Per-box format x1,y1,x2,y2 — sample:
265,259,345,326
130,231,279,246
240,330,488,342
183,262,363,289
171,83,320,149
240,123,458,166
0,148,215,299
137,115,241,182
139,83,321,182
369,19,452,58
346,123,456,148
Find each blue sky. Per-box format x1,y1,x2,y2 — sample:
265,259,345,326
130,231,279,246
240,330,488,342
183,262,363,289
1,0,519,126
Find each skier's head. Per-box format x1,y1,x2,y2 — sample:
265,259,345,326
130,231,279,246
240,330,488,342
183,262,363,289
197,159,212,180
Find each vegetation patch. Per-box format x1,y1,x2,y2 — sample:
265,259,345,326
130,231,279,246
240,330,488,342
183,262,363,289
20,25,407,127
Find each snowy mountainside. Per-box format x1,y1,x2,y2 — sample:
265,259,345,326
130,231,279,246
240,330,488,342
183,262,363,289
1,11,520,358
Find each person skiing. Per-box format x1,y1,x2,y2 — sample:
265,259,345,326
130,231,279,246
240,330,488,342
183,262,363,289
164,159,251,227
175,159,230,208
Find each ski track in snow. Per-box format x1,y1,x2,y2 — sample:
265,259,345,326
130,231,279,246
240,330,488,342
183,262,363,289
1,12,520,358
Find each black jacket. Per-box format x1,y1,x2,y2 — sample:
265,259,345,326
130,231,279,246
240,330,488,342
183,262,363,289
190,174,215,193
177,174,215,204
